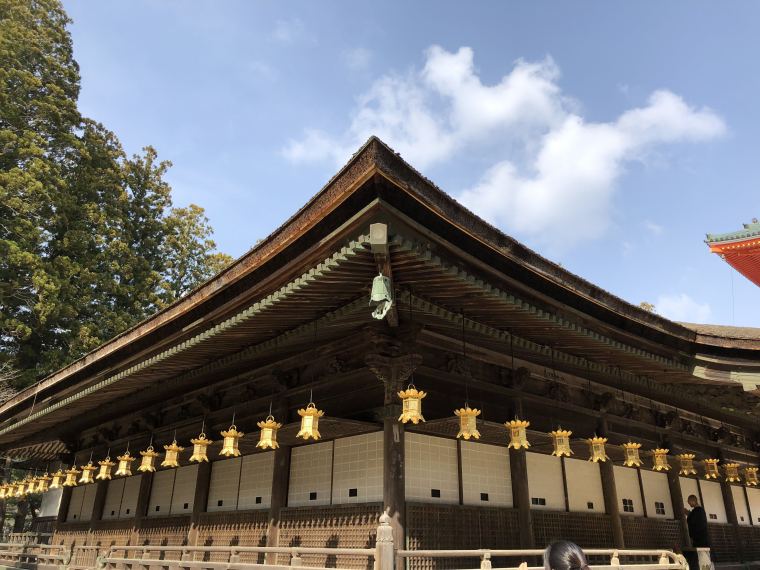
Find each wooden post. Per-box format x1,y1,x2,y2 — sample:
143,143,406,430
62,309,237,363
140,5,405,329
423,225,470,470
265,445,292,564
187,462,212,545
56,487,73,525
90,480,109,522
666,468,692,549
510,447,534,548
598,419,624,548
130,472,153,545
720,479,745,562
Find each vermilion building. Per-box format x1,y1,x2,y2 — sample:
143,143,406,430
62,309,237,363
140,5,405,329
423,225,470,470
707,219,760,287
0,138,759,567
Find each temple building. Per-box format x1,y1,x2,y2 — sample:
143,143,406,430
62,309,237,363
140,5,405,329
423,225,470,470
707,218,760,287
2,138,760,567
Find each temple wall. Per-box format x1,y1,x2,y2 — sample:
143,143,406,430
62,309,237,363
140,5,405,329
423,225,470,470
639,470,671,518
700,480,727,523
332,431,383,504
679,476,700,508
526,452,564,510
564,457,605,513
39,487,62,518
288,441,333,507
102,478,125,519
748,487,760,524
405,433,458,504
732,485,751,526
461,441,512,507
614,466,644,516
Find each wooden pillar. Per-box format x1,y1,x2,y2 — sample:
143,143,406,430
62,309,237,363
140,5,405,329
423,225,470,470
265,445,292,563
130,472,153,545
90,480,109,522
187,462,212,545
56,487,73,525
666,468,692,549
366,352,420,553
510,448,534,548
598,418,624,548
720,480,745,562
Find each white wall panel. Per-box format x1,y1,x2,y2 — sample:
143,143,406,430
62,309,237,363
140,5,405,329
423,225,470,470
170,464,198,514
461,441,511,507
332,432,383,505
78,484,98,522
526,453,565,511
39,488,63,518
288,442,333,507
405,433,458,504
66,486,85,521
238,452,274,510
102,479,125,520
679,477,700,510
700,480,727,523
208,458,241,512
119,475,141,518
732,486,750,526
147,469,175,517
614,466,644,516
640,470,672,519
746,487,760,525
565,458,604,513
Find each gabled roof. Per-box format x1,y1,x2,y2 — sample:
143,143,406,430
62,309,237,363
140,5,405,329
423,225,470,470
706,218,760,244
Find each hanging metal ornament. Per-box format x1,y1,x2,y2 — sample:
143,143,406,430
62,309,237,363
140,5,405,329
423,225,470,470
14,480,27,497
652,448,671,472
0,484,8,499
35,473,51,493
551,428,573,457
25,477,38,495
297,402,325,441
703,458,720,480
115,450,135,477
79,461,97,484
256,414,282,450
587,436,609,463
161,439,184,468
96,454,115,480
744,467,759,486
622,442,643,467
63,466,80,487
220,423,244,457
724,463,741,483
678,453,697,476
398,385,426,424
506,419,531,450
49,469,65,489
454,406,481,440
190,423,213,463
138,444,159,473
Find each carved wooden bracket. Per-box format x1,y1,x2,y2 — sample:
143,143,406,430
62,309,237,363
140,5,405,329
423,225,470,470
365,353,422,405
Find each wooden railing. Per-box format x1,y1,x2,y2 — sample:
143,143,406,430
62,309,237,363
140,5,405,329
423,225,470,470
0,512,696,570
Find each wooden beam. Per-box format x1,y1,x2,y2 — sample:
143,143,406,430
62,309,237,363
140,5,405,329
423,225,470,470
187,462,212,545
509,448,534,548
265,446,292,564
598,418,625,548
666,466,692,549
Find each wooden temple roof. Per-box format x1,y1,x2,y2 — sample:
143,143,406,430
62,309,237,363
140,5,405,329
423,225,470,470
706,219,760,288
1,137,759,457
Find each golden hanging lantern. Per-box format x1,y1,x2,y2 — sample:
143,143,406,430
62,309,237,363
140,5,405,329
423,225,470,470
398,386,426,424
14,480,27,497
724,463,741,483
189,432,212,463
96,457,115,480
587,436,609,463
744,467,759,487
256,415,282,450
652,448,671,472
49,470,65,489
623,442,643,467
0,484,8,499
35,473,51,493
454,406,481,440
677,453,697,476
63,466,80,487
161,440,184,468
220,424,244,456
506,419,531,450
138,445,159,473
26,477,38,494
551,429,573,457
297,403,325,441
704,458,720,480
115,451,135,477
79,462,96,484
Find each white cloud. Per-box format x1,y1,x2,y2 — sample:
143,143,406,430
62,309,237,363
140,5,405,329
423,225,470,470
644,220,664,235
656,293,712,323
344,48,372,71
272,18,304,43
283,45,725,249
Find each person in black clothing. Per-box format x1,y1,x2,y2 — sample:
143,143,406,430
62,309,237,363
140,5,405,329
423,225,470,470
544,541,589,570
685,494,711,548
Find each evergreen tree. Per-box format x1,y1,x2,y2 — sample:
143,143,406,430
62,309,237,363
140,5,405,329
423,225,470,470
0,0,233,387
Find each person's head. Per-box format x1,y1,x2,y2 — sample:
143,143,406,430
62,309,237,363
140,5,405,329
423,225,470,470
544,541,589,570
687,495,699,508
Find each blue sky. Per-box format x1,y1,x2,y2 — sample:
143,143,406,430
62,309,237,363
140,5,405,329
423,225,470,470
63,1,760,327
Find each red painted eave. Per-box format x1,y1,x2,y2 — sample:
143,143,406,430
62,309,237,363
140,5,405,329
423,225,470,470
709,239,760,288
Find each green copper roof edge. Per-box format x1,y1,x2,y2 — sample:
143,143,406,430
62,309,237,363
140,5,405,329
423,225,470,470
706,221,760,244
0,234,371,439
391,236,687,372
